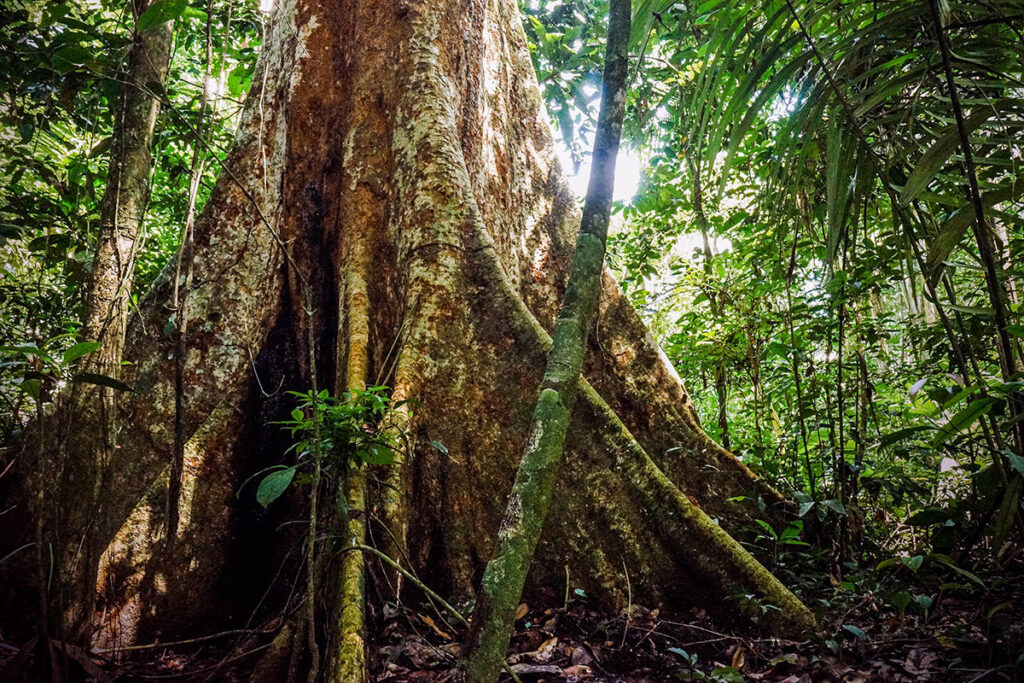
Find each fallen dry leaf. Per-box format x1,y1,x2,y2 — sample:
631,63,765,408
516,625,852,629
528,636,560,663
731,644,746,670
563,664,592,676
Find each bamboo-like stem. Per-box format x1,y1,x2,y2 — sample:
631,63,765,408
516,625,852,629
783,0,1013,481
687,149,731,451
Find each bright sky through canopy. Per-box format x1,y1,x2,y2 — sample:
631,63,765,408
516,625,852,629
555,140,644,202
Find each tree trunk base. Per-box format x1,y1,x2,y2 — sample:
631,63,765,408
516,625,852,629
2,0,814,664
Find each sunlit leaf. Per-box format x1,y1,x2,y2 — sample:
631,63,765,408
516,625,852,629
62,341,101,365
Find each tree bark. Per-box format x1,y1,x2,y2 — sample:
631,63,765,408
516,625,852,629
84,0,173,365
3,0,813,665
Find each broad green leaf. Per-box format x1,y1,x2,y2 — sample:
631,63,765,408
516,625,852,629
630,0,660,49
52,45,93,71
227,64,253,96
889,590,912,611
931,397,998,447
256,465,296,507
987,600,1013,620
926,178,1024,282
72,372,133,392
62,341,101,365
667,647,695,663
822,498,846,515
710,667,744,683
907,507,951,526
825,110,856,265
842,624,867,639
360,443,396,466
19,379,42,399
720,52,810,191
902,555,923,572
0,223,22,240
136,0,186,33
944,303,994,318
880,426,929,446
901,100,1013,205
929,553,985,588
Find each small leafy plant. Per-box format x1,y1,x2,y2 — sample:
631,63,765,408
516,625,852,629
0,336,129,403
248,385,409,508
748,519,809,567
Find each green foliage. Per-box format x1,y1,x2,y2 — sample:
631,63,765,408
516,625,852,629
0,0,263,439
520,0,609,166
249,386,410,508
137,0,189,33
0,336,127,410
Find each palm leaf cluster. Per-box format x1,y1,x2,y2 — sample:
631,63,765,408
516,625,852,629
636,0,1024,276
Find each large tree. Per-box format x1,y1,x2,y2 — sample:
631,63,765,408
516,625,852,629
5,0,814,674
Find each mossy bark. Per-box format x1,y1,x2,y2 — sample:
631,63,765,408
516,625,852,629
2,0,814,667
84,0,174,370
327,190,373,682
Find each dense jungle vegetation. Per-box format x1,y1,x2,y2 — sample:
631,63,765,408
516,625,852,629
1,0,1023,679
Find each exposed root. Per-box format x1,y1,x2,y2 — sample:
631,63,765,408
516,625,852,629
579,381,817,636
327,16,388,667
251,622,296,683
465,216,814,634
374,353,417,595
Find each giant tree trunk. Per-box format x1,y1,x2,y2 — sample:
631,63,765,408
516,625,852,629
6,0,812,660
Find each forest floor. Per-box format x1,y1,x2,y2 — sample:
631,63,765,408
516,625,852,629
2,557,1022,681
366,563,1024,683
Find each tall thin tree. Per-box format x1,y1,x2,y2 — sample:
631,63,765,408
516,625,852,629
461,1,633,678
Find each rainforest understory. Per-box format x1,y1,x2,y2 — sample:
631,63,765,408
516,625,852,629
1,0,1023,680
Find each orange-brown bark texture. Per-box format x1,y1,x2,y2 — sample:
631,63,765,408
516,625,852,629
1,0,801,649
